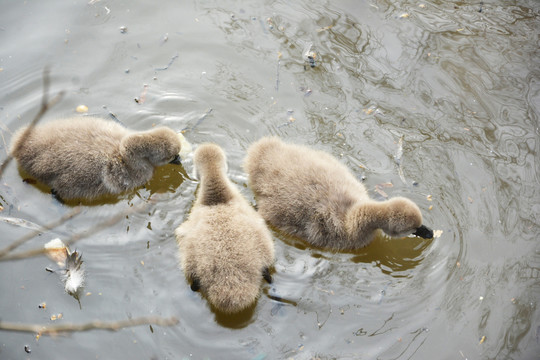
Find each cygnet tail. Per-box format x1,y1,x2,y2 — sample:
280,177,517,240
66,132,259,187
413,225,434,239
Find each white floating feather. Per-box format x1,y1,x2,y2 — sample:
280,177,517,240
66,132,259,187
44,238,85,294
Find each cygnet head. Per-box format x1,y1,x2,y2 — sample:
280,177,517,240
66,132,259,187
192,143,228,180
121,127,182,166
380,197,432,238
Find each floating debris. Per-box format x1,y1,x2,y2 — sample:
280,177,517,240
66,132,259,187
38,302,46,309
395,136,403,165
119,26,127,33
275,51,281,91
44,238,85,296
399,13,410,18
479,335,486,344
303,43,317,68
277,115,296,128
75,105,88,113
102,105,123,125
374,182,393,199
299,86,312,96
64,250,85,295
362,107,376,115
24,345,31,354
155,53,179,71
45,238,70,266
50,313,63,321
134,84,148,104
433,229,443,238
317,25,334,32
395,135,407,185
76,105,89,113
266,17,274,30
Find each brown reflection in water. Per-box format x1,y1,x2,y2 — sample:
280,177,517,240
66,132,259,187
15,163,186,206
275,226,431,277
143,163,187,195
211,300,258,329
348,233,432,276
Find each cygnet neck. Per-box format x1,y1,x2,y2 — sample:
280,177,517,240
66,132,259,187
119,134,154,167
197,164,234,206
345,201,390,238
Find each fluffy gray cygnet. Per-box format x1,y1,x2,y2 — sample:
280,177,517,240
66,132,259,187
244,136,433,250
10,117,182,200
175,143,275,313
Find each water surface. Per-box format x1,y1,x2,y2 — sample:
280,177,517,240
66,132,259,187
0,0,539,359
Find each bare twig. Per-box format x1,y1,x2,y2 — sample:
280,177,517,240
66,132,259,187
0,316,179,335
0,207,82,258
0,67,65,178
0,203,148,261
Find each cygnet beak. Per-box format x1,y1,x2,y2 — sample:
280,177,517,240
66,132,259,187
170,154,182,165
413,225,434,239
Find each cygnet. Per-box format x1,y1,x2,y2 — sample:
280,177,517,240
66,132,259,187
244,136,433,250
175,143,275,313
10,117,182,200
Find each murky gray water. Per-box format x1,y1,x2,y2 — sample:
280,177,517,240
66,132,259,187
1,0,539,359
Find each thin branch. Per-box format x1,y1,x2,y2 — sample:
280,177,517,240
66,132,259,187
0,202,149,261
0,67,65,178
0,316,179,335
0,207,82,258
